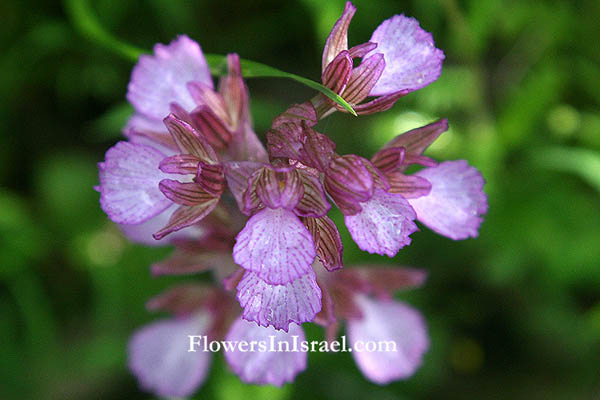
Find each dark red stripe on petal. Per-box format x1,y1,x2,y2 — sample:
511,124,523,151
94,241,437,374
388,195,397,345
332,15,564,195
303,216,343,271
159,179,216,206
322,51,353,95
295,172,330,217
159,154,201,175
153,198,219,240
340,53,385,105
189,106,233,150
163,114,219,163
386,172,432,198
322,1,356,72
371,147,406,173
383,119,449,156
354,90,409,115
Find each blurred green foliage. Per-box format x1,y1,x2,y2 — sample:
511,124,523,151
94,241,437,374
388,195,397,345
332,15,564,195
1,0,599,399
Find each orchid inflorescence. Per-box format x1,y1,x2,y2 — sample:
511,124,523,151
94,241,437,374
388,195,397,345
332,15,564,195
97,2,487,396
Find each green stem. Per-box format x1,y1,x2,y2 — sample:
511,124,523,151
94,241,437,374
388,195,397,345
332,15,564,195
63,0,144,62
64,0,357,115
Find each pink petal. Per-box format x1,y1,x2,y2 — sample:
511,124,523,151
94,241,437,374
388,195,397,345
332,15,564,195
324,154,374,215
322,1,357,72
227,122,269,163
98,141,172,224
386,172,432,199
233,208,316,284
219,53,249,130
163,114,218,163
222,160,264,210
322,50,353,95
344,189,417,257
128,313,212,397
295,171,331,218
118,205,174,246
381,119,448,160
367,15,445,96
119,205,220,245
347,296,429,384
236,270,321,331
339,53,385,105
409,160,488,240
303,216,343,271
153,199,220,240
127,35,212,120
224,317,307,386
124,112,168,137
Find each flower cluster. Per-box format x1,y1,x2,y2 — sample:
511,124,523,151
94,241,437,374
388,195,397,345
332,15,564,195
97,2,487,396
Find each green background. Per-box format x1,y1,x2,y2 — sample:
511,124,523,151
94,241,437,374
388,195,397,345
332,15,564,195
1,0,599,398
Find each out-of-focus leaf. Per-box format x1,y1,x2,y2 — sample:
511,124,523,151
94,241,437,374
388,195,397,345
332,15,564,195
497,63,564,148
64,0,145,61
35,153,103,234
532,146,600,194
87,102,133,141
0,191,45,278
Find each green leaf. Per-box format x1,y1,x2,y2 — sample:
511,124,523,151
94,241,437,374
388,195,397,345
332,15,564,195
64,0,357,115
205,55,356,115
63,0,145,61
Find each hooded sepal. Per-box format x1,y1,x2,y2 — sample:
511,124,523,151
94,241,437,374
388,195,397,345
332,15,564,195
322,1,357,71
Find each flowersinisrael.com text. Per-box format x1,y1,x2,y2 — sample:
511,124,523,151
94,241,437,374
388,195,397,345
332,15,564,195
188,335,397,353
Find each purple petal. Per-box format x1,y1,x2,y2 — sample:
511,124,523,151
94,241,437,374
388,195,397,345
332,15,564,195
145,284,211,316
408,160,487,240
233,208,315,284
153,198,220,240
271,102,318,129
382,119,448,158
340,53,385,105
303,216,343,271
295,171,331,218
298,123,336,172
354,90,409,115
348,42,378,58
125,113,169,137
371,147,406,173
344,189,417,257
187,81,231,125
322,1,357,71
254,167,304,210
159,180,216,206
236,270,321,331
159,154,201,175
324,154,374,215
386,172,432,199
163,114,218,163
224,317,307,385
218,53,249,130
347,296,429,384
227,122,269,162
128,313,212,397
127,35,212,120
196,161,226,195
367,15,445,95
223,160,264,210
99,141,172,224
119,205,218,245
322,50,353,95
334,267,427,298
118,205,173,245
188,105,233,150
